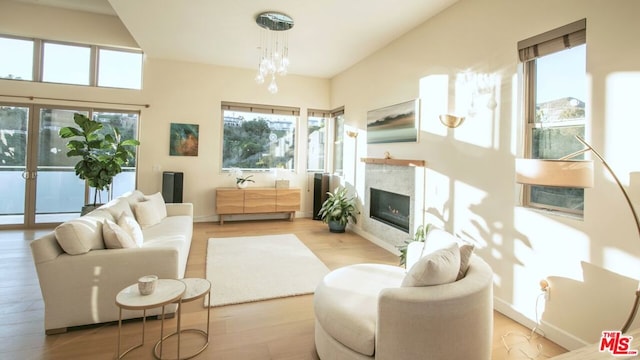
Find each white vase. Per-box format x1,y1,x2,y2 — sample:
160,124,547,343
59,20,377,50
237,181,248,189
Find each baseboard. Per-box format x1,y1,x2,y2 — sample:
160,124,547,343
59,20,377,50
494,296,589,351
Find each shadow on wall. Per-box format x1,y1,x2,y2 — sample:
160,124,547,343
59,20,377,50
544,262,640,344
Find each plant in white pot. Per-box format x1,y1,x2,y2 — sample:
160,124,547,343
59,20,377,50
318,186,359,233
59,113,140,214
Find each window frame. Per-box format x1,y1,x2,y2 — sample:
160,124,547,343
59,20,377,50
519,19,587,216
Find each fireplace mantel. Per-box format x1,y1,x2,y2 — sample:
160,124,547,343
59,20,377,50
361,157,426,167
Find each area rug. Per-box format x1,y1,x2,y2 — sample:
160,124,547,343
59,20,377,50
205,234,330,306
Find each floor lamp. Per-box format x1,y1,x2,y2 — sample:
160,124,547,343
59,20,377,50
515,135,640,333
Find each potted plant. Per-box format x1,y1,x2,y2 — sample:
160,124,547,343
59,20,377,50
318,186,359,233
59,113,140,214
397,224,432,267
229,167,255,188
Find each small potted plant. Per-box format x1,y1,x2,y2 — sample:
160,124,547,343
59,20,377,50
318,186,359,233
397,224,431,267
230,167,255,189
59,113,140,214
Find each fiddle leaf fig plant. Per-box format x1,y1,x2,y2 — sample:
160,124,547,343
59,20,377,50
59,113,140,207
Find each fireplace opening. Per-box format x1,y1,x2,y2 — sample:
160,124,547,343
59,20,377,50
370,188,410,233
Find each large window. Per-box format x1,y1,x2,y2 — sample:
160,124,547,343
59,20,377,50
519,19,587,215
0,34,143,89
307,110,328,172
221,102,298,171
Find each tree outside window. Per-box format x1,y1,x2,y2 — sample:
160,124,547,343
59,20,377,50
222,109,296,170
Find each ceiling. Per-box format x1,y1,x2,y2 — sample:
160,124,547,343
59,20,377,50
13,0,458,78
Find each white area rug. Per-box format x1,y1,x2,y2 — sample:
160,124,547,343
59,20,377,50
205,234,330,307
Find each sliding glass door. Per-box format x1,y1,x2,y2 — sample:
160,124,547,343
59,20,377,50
0,105,29,225
0,103,139,228
34,108,88,224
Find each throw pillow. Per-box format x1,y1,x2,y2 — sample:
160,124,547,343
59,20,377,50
457,244,475,280
117,213,144,247
401,243,461,287
102,219,137,249
133,192,167,228
54,209,113,255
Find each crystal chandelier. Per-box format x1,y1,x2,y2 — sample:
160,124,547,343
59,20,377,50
254,12,294,94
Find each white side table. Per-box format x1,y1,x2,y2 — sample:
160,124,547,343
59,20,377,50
115,279,186,359
154,278,212,360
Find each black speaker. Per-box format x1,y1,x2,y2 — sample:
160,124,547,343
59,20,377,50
313,173,330,220
162,171,183,203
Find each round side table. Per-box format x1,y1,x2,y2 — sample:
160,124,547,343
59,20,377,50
115,279,186,359
153,278,212,360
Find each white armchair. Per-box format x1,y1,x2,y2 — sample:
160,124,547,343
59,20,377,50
313,229,494,360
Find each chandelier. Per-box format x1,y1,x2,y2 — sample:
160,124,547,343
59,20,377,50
254,12,294,94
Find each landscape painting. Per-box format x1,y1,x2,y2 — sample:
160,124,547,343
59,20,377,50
169,123,199,156
367,99,419,144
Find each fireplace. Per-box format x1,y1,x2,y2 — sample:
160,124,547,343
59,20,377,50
370,188,410,233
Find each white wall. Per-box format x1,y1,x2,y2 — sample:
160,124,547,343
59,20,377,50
0,2,331,222
332,0,640,349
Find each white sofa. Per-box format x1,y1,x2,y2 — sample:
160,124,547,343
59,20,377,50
314,229,494,360
30,190,193,334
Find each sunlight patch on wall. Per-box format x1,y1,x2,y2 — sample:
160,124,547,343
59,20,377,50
513,207,589,282
604,247,640,281
453,180,489,246
453,71,501,149
424,168,450,228
605,72,640,182
510,72,522,156
419,74,448,137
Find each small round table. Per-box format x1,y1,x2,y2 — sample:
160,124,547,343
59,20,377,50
115,279,186,359
154,278,212,360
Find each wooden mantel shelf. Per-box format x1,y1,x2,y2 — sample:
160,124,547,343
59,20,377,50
361,157,426,167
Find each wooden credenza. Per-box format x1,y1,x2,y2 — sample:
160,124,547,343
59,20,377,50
216,187,301,225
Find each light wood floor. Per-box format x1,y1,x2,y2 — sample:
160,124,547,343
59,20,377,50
0,219,567,359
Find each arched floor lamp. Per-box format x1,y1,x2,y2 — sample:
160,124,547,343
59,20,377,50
515,135,640,333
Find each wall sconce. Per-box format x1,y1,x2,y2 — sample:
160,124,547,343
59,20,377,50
439,114,465,128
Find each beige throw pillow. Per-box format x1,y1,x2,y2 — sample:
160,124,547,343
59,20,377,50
117,213,144,247
401,243,461,287
54,209,113,255
457,244,475,280
133,192,167,228
102,219,137,249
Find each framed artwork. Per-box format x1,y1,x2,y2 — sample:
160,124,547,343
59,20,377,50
367,99,419,144
169,123,199,156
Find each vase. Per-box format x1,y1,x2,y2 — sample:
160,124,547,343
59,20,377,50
237,181,248,189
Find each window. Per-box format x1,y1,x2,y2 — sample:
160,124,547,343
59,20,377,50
332,108,345,175
519,19,587,215
98,48,143,89
307,110,328,172
0,36,33,80
43,42,91,85
0,34,143,89
221,102,299,171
